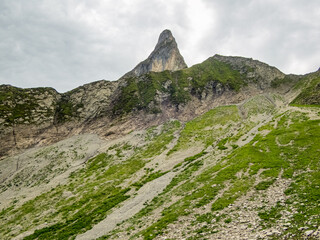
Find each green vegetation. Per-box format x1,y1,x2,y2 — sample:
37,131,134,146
113,58,246,116
217,137,228,150
270,76,293,88
255,179,276,190
258,203,283,228
184,151,207,163
211,178,253,211
240,94,276,117
0,85,56,125
169,105,240,152
0,121,181,240
0,57,248,125
54,96,84,123
112,72,190,115
2,74,320,240
195,212,215,224
291,74,320,106
24,189,130,240
2,103,318,240
117,109,320,240
185,57,246,91
0,84,91,125
132,171,168,190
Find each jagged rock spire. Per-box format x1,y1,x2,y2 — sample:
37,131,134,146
123,29,187,78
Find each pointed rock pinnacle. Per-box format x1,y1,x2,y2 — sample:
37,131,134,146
123,29,187,78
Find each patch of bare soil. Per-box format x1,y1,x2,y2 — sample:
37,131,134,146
0,134,104,209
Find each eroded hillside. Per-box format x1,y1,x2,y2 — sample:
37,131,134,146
1,30,320,240
1,88,320,239
0,53,300,159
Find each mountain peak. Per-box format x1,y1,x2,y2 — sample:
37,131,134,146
123,29,187,78
156,29,174,47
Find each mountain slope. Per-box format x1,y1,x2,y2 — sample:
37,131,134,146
291,70,320,106
1,30,320,240
1,94,319,240
0,53,298,159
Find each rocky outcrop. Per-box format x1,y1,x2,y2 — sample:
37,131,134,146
0,85,61,158
55,80,120,123
0,30,309,159
0,52,302,159
0,81,120,159
123,29,187,77
0,85,60,127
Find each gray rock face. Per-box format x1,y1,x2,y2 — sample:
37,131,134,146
62,80,119,121
123,29,187,77
0,81,120,159
0,85,60,127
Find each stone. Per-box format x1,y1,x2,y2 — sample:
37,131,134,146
305,230,314,236
123,29,187,77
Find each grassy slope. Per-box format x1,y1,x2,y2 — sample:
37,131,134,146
0,121,181,239
1,94,319,239
101,103,320,239
132,114,319,240
291,72,320,106
169,105,241,153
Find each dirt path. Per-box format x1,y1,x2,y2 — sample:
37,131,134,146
76,171,177,240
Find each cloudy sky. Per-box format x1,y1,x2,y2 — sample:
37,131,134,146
1,0,319,92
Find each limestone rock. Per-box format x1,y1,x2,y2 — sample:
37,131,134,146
59,80,120,121
0,85,60,127
123,29,187,77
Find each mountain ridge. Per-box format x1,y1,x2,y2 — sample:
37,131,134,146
0,52,313,159
1,30,320,240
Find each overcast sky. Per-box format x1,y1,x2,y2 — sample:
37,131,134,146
1,0,319,93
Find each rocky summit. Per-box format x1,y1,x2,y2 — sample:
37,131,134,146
123,29,187,77
0,30,320,240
